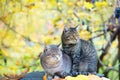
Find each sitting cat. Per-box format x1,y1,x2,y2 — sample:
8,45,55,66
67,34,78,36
61,25,98,76
40,44,71,80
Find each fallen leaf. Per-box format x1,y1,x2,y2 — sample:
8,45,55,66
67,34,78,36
88,74,102,80
102,77,110,80
52,77,65,80
43,74,47,80
3,67,29,80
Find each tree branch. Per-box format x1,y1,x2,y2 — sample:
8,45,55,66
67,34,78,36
0,18,43,45
89,33,104,41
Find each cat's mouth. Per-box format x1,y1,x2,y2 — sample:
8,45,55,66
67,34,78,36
68,44,76,47
44,55,60,65
65,39,79,44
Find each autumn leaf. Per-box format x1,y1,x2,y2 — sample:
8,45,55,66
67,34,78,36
25,3,35,9
3,68,29,80
88,75,102,80
95,1,107,8
43,74,47,80
84,2,94,9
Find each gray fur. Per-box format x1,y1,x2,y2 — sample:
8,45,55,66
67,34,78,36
40,45,71,80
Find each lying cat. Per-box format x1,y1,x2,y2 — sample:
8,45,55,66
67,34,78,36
40,44,71,80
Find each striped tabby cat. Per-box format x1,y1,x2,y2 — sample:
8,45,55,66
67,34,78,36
61,25,98,76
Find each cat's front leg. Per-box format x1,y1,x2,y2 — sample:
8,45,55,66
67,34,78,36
55,72,71,78
72,53,80,76
72,71,79,76
47,74,53,80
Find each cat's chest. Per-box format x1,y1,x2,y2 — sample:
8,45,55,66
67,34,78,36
63,46,75,53
63,45,80,55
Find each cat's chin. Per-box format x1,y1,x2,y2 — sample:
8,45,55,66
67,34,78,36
44,57,60,65
64,42,76,45
64,42,77,45
68,44,76,48
68,40,79,44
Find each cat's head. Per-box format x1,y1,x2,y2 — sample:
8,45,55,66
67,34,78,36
42,44,62,65
61,25,79,45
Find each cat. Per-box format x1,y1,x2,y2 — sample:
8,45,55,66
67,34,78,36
40,44,71,80
61,25,98,76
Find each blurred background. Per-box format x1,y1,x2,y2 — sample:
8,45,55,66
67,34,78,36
0,0,119,80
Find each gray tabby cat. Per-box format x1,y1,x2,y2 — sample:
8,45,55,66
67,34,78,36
40,44,71,80
61,25,98,76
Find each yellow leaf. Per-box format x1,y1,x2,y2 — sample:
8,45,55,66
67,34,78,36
0,66,4,70
101,1,107,7
67,9,73,15
41,35,52,44
25,3,35,9
95,2,102,8
95,1,107,8
1,49,9,57
9,66,17,74
108,63,112,67
25,63,29,67
88,75,102,80
15,60,22,66
65,75,89,80
78,12,89,19
84,2,94,9
65,76,75,80
43,74,47,80
26,0,35,3
79,30,92,40
68,2,73,6
77,1,84,7
77,75,89,80
63,0,68,4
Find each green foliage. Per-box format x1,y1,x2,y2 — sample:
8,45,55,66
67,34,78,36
0,0,119,80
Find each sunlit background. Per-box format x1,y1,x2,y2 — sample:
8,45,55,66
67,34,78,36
0,0,119,80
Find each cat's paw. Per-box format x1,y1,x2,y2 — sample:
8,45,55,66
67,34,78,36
55,72,70,78
79,71,89,75
72,71,79,76
60,73,69,78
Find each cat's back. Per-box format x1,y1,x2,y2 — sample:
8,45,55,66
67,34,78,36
80,39,97,57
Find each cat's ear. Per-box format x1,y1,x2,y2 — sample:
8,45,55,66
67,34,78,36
44,44,49,52
64,25,69,32
57,43,62,50
38,52,42,58
74,24,80,31
57,43,61,48
74,24,79,29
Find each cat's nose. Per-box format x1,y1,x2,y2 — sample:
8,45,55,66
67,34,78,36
74,38,77,41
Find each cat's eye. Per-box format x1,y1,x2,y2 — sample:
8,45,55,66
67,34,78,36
72,29,76,32
44,48,47,52
64,30,68,33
